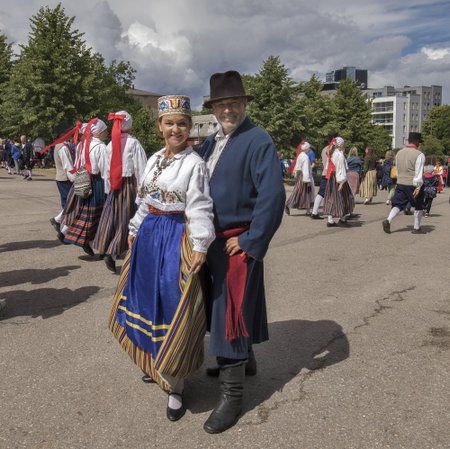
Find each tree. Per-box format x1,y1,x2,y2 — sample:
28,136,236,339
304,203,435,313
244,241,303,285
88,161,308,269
421,135,444,157
297,75,333,151
245,56,302,157
422,105,450,152
329,78,390,155
0,3,137,141
0,34,13,87
130,106,163,157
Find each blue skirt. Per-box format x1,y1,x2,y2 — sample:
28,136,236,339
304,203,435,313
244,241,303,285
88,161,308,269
116,213,185,358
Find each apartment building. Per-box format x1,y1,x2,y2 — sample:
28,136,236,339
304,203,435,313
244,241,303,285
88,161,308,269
367,85,442,148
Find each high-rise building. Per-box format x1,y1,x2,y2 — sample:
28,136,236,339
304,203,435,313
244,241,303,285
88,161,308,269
324,66,368,90
367,85,442,148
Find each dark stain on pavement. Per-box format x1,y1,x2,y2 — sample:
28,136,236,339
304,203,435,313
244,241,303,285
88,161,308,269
0,286,101,320
0,265,81,287
0,239,61,253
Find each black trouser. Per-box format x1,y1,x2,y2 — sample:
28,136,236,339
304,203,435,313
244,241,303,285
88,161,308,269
423,198,434,213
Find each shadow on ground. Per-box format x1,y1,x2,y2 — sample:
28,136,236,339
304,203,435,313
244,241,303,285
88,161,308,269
0,265,81,287
393,225,435,234
187,319,349,415
0,239,61,253
0,286,101,320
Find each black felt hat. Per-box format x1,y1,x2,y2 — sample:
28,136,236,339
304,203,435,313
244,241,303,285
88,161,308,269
203,70,253,108
408,132,423,143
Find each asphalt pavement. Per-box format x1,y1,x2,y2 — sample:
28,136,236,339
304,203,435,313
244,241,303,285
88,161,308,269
0,169,449,449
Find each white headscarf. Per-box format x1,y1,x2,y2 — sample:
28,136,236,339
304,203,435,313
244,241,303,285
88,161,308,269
91,119,107,136
301,142,311,152
115,110,133,131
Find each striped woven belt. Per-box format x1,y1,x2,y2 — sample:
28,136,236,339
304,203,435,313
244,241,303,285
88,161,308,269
148,205,184,216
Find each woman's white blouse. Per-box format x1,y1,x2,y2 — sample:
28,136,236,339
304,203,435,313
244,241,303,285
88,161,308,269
332,150,348,183
103,133,148,194
129,147,215,253
78,137,108,178
294,152,312,182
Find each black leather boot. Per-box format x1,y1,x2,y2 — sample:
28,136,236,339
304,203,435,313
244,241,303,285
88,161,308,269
206,348,257,377
203,362,245,434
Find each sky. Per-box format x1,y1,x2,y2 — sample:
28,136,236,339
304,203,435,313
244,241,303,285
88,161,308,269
1,0,450,109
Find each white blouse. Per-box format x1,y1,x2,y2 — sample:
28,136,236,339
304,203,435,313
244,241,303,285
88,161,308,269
78,137,108,178
129,146,215,254
332,150,347,183
294,152,312,182
103,133,148,194
58,144,75,182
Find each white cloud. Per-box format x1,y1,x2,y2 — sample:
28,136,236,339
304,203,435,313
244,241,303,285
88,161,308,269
0,0,448,106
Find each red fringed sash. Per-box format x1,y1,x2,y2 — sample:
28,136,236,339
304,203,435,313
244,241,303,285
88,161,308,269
216,225,250,341
108,112,126,191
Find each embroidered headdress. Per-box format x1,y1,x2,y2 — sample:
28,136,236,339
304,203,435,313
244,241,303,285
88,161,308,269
158,95,191,118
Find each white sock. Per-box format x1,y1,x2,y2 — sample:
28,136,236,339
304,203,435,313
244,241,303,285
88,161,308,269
312,195,323,215
61,224,68,235
414,210,422,230
340,216,347,222
327,215,334,224
387,207,400,223
168,393,183,410
54,210,63,223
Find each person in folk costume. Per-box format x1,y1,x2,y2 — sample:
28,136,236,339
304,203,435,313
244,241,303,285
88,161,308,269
92,111,147,273
323,137,355,227
285,141,315,215
422,164,438,217
434,161,444,193
108,95,215,422
198,71,285,434
64,118,108,255
382,132,426,234
360,147,378,204
20,135,34,181
47,121,82,240
310,131,339,219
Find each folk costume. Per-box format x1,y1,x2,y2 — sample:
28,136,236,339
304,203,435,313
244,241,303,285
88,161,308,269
285,142,314,214
109,96,215,397
422,165,438,216
199,70,285,434
346,154,362,196
360,153,378,203
64,119,108,252
323,137,355,226
383,133,425,234
311,132,339,219
92,111,147,271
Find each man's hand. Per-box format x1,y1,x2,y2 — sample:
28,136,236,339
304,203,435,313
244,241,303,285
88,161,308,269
189,251,206,274
225,236,242,256
128,234,135,248
412,186,421,198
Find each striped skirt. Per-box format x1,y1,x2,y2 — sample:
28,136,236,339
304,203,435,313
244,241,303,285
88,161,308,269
360,169,378,198
285,174,314,210
64,175,105,247
108,212,206,392
92,176,137,258
323,174,355,218
60,185,79,229
347,171,360,196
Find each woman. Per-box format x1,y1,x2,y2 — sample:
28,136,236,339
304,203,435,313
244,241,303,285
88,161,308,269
381,150,396,205
323,137,354,226
109,95,215,421
360,147,378,204
92,110,147,273
64,119,108,255
285,141,314,215
346,146,362,196
434,161,443,193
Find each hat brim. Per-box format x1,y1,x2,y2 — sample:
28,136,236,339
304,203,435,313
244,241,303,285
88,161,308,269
203,94,254,109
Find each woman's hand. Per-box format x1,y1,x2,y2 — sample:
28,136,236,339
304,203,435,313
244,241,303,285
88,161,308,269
225,236,242,256
128,234,135,248
189,251,206,274
338,182,344,191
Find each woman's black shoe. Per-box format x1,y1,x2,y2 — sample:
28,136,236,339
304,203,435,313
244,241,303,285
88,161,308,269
166,393,186,421
82,243,95,257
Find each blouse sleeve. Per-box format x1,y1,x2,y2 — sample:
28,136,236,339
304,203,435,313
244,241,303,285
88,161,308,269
133,139,148,186
413,153,425,187
334,153,347,183
300,155,311,182
184,161,215,253
60,146,75,182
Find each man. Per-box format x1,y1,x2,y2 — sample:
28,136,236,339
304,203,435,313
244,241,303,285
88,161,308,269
382,132,425,234
199,70,285,433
